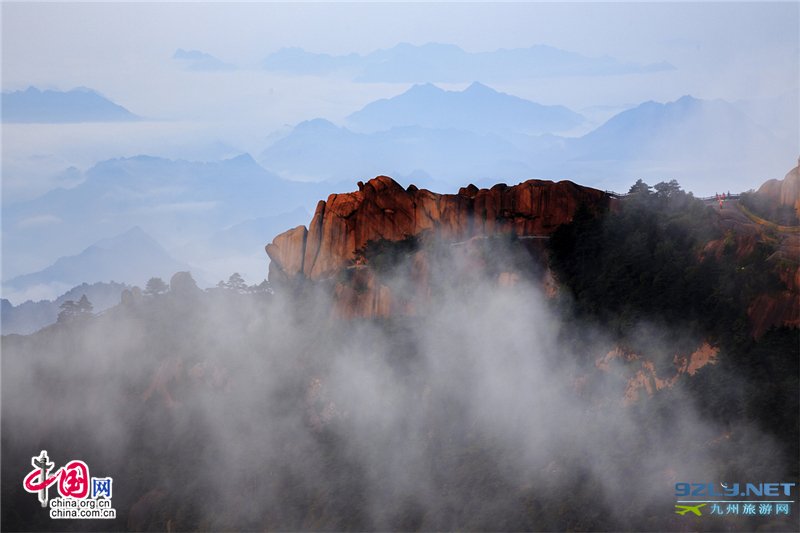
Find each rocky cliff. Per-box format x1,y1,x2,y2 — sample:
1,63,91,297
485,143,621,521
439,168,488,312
754,161,800,221
267,175,611,283
703,164,800,337
266,176,612,318
267,171,799,332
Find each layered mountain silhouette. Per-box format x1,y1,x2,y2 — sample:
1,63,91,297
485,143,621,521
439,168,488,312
566,95,776,160
1,155,345,294
180,207,310,257
176,207,311,283
263,42,674,82
347,82,584,135
258,118,531,185
1,281,129,335
1,87,139,123
553,95,790,192
3,227,187,300
173,48,235,71
4,89,793,300
259,93,794,194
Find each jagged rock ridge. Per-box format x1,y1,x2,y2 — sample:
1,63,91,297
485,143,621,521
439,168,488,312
267,175,611,284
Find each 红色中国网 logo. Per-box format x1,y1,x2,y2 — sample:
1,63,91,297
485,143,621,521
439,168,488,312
23,450,116,520
675,482,796,518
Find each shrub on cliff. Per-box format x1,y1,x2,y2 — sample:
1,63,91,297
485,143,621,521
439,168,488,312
549,180,779,339
354,234,420,276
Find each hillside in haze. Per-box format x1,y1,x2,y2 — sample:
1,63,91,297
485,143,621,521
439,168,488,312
346,82,585,135
568,96,793,191
1,87,140,123
3,227,189,303
172,48,235,71
741,161,800,226
259,118,530,185
1,281,129,335
2,4,798,532
566,95,777,161
2,154,338,292
4,85,794,301
263,42,675,82
3,171,797,532
176,207,311,285
259,93,795,194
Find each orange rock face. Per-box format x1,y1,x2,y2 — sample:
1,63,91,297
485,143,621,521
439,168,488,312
755,163,800,220
265,225,307,282
267,176,611,283
748,292,800,339
753,167,800,336
700,165,800,337
596,343,720,405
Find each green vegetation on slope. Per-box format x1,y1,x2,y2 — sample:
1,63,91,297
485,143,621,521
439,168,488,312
549,179,798,473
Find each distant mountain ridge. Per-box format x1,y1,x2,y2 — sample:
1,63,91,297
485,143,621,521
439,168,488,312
260,94,795,195
347,82,584,135
176,207,311,285
263,42,675,82
173,48,235,71
1,281,129,335
1,86,140,123
3,227,189,298
2,154,351,290
180,207,311,257
567,95,776,160
258,118,531,185
3,92,794,299
3,155,318,265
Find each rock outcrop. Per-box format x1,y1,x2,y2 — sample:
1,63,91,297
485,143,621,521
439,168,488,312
754,161,800,221
267,171,799,332
595,343,720,405
702,165,800,337
267,176,611,284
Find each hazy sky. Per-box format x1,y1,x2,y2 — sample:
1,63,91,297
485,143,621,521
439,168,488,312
1,1,798,295
3,2,797,113
1,2,798,196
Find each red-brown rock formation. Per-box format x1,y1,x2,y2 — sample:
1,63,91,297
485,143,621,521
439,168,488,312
748,292,800,339
595,343,720,405
267,170,800,334
267,176,611,284
754,161,800,220
265,225,307,283
700,165,800,337
758,166,800,328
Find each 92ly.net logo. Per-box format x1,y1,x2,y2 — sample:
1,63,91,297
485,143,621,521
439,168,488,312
674,482,796,518
23,450,116,519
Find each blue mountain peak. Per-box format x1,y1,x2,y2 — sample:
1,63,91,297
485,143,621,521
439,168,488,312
407,82,442,94
295,118,339,132
464,81,494,94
